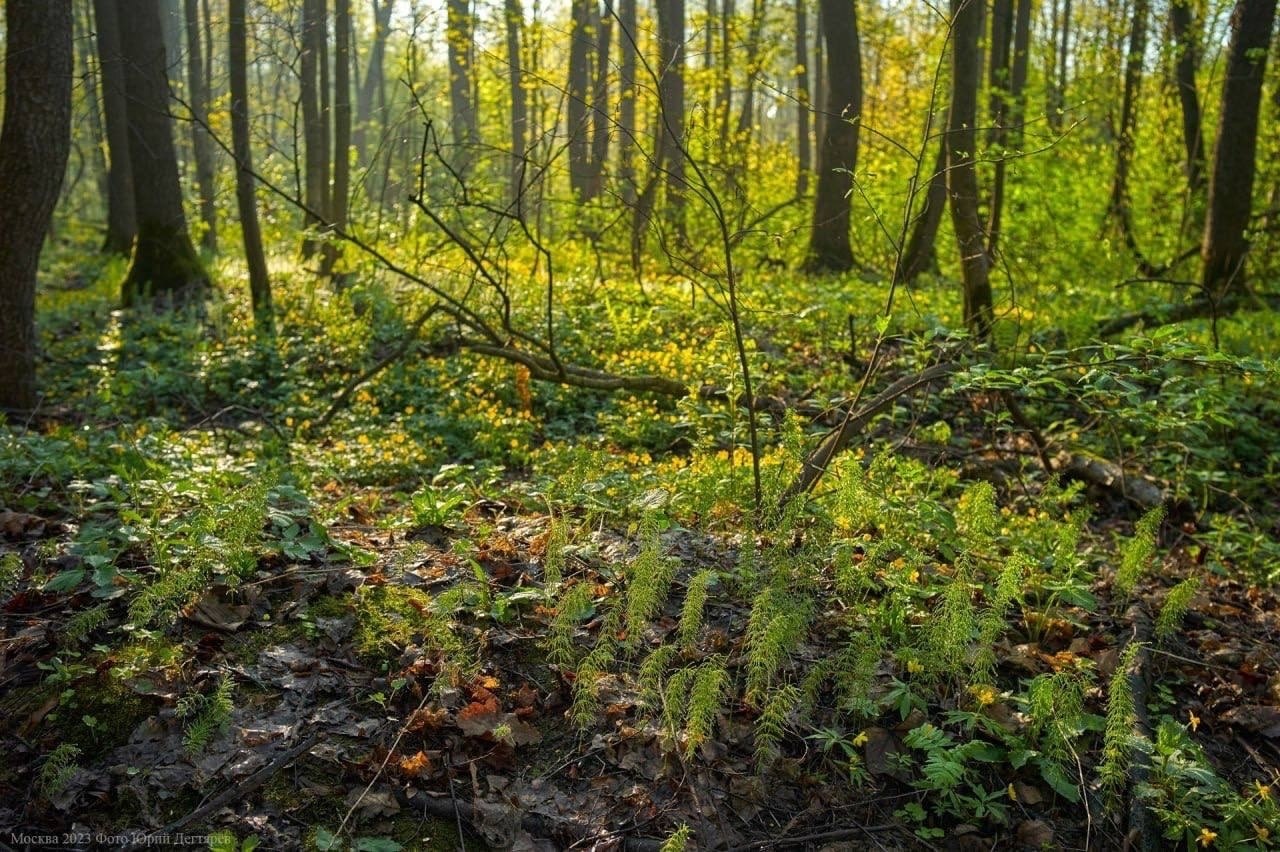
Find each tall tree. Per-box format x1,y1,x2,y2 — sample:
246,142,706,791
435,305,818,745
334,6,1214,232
617,0,639,202
323,0,353,275
589,3,613,200
1047,0,1072,129
567,0,594,198
184,0,218,253
446,0,479,169
93,0,138,256
228,0,272,329
300,0,327,255
805,0,862,272
118,0,210,306
1105,0,1150,256
796,0,812,196
656,0,687,235
947,0,994,338
1200,0,1277,297
505,0,528,202
986,0,1032,255
1169,0,1206,193
354,0,394,162
898,120,948,283
0,0,73,412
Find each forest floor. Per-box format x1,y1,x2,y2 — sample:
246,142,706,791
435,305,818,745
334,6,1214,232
2,256,1280,850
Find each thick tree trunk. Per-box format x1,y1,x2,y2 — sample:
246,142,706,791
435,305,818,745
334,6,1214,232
796,0,812,196
899,122,948,283
947,0,994,338
447,0,478,171
506,0,527,204
656,0,686,237
228,0,272,330
93,0,138,256
804,0,862,273
118,0,210,307
1169,0,1206,193
184,0,218,254
1200,0,1277,297
0,0,73,412
322,0,353,276
567,0,593,198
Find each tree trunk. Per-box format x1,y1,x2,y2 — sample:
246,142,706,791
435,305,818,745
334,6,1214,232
77,4,110,206
987,0,1014,144
0,0,72,412
947,0,994,338
300,0,325,255
184,0,218,253
796,0,812,196
589,4,612,200
1048,0,1072,129
506,0,527,204
1200,0,1277,297
118,0,210,307
567,0,593,198
656,0,686,237
804,0,862,273
618,0,638,203
986,0,1032,256
1169,0,1206,193
447,0,478,171
323,0,353,276
354,0,394,164
229,0,273,331
736,0,767,138
93,0,138,256
1105,0,1148,244
899,120,948,283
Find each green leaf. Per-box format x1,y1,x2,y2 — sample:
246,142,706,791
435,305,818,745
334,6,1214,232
353,838,403,852
45,569,86,592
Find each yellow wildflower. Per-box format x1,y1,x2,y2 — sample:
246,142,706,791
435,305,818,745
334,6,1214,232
906,660,924,675
1188,712,1200,732
1197,827,1217,847
851,731,869,747
1255,781,1271,800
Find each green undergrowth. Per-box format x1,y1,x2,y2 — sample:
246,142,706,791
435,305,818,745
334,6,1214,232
2,251,1278,847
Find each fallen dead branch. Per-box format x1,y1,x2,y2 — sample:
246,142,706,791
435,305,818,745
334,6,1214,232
1097,291,1280,338
1054,451,1166,510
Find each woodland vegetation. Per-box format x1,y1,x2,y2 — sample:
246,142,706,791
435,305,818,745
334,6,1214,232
2,0,1280,848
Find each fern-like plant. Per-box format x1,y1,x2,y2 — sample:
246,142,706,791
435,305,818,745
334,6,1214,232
754,682,801,770
1100,643,1143,797
1155,576,1199,641
178,676,235,754
744,586,810,703
926,564,977,679
38,743,82,798
678,570,714,650
623,514,675,650
1115,506,1164,598
659,825,692,852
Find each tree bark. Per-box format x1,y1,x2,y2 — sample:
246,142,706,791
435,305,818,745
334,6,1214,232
986,0,1032,256
1200,0,1277,297
300,0,325,255
506,0,527,204
1105,0,1149,251
446,0,478,171
656,0,686,237
947,0,994,338
93,0,138,256
354,0,394,164
184,0,218,254
1169,0,1206,193
228,0,273,331
589,4,613,200
804,0,862,272
567,0,593,198
322,0,353,276
796,0,812,196
118,0,210,307
899,121,948,283
618,0,638,203
0,0,73,412
77,3,110,206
